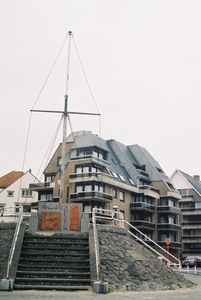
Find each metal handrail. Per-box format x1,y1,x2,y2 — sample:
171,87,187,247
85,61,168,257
6,205,23,279
92,208,181,279
123,219,181,269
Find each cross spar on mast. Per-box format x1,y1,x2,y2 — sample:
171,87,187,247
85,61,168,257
60,31,72,203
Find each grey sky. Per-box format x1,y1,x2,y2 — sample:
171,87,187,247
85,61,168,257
1,0,201,180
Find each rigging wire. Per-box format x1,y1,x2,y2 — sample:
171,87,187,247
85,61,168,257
36,115,63,182
71,34,102,158
31,33,69,110
16,33,70,207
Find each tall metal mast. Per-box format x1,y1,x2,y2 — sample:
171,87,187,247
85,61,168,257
60,31,72,202
31,31,101,203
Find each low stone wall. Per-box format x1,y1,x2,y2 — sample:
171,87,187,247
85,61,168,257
0,223,16,280
91,225,194,291
0,222,26,282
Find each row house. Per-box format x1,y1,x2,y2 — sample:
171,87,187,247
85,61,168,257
0,170,39,222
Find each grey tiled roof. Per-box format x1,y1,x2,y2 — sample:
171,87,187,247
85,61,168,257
67,130,172,189
179,170,201,195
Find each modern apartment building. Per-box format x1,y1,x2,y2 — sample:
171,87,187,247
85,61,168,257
30,130,181,258
171,169,201,258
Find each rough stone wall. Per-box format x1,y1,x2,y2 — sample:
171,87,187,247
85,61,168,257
0,223,15,280
96,225,194,291
0,222,26,281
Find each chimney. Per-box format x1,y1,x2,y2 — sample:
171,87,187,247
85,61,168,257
194,175,200,181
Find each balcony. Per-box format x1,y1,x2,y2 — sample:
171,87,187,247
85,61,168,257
29,182,55,191
130,202,155,213
130,220,155,230
179,194,194,202
181,208,201,215
138,185,160,198
182,221,201,229
70,191,113,203
157,206,181,214
157,223,181,231
70,172,102,182
182,236,201,243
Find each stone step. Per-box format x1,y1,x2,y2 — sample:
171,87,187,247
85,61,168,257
14,277,91,284
16,270,90,278
14,284,91,290
20,251,89,258
14,231,91,291
22,245,89,250
23,239,89,246
19,257,89,263
17,263,90,271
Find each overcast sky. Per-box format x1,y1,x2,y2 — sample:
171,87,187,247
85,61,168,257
1,0,201,180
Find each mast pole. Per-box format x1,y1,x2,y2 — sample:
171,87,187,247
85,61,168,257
60,31,72,203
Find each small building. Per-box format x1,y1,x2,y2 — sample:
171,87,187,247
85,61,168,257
0,170,39,223
171,169,201,258
30,130,182,258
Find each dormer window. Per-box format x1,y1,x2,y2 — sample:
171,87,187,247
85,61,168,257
111,171,118,179
118,174,126,182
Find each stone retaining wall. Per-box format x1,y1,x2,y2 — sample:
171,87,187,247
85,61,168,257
92,225,194,291
0,222,26,281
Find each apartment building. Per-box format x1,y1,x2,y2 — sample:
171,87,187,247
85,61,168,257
171,169,201,258
30,130,181,258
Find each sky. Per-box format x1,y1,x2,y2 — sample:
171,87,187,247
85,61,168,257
1,0,201,180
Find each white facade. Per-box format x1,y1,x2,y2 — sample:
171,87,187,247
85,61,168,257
0,171,39,222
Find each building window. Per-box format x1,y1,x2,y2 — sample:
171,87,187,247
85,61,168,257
120,191,125,201
83,205,91,213
128,178,135,185
21,189,32,198
16,205,31,213
75,164,102,174
45,175,55,182
57,157,61,166
7,191,14,197
40,194,53,201
131,194,143,203
111,171,118,179
113,189,117,198
118,174,126,182
178,189,188,196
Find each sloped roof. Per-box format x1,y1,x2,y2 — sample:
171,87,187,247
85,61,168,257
0,171,24,189
65,130,173,188
178,170,201,195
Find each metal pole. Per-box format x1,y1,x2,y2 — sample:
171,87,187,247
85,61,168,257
60,31,72,203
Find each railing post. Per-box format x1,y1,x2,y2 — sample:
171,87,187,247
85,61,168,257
92,208,100,281
6,205,23,279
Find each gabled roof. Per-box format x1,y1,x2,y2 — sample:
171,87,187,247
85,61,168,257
177,169,201,196
0,171,24,189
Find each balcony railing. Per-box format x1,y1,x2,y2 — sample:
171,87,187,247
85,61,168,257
29,182,55,190
130,202,155,212
70,171,102,180
157,206,181,214
138,185,160,194
182,221,201,226
130,220,155,230
157,223,181,231
70,191,113,203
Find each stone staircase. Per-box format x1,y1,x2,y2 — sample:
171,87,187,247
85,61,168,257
14,231,91,290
